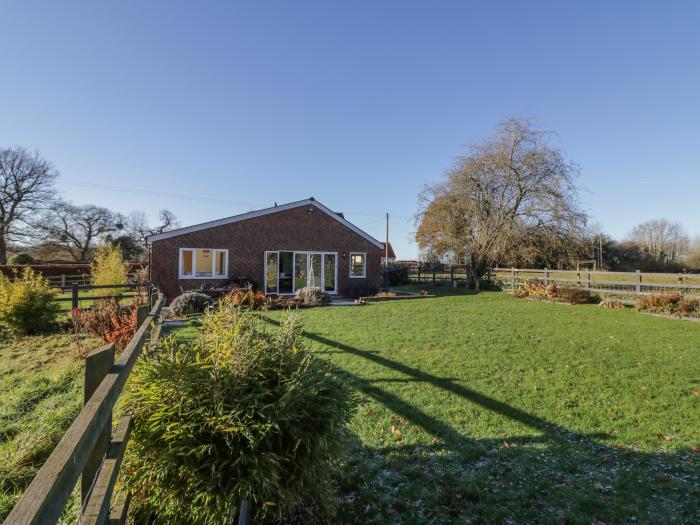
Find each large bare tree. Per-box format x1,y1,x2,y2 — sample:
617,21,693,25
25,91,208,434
626,219,689,264
36,202,124,261
416,118,587,288
126,209,179,250
0,147,58,263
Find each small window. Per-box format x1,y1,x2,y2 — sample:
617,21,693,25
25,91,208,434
349,252,366,278
179,248,228,279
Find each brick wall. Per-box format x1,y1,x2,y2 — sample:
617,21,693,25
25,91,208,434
150,204,382,301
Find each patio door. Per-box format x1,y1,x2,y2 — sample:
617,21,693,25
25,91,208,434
265,251,337,294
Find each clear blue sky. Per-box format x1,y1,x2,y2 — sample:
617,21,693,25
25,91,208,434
2,1,699,258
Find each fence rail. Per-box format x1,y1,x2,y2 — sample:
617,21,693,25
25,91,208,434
55,283,153,309
4,292,164,525
491,268,700,300
405,265,700,300
0,264,145,289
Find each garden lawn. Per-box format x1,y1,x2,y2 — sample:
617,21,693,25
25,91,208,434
0,332,100,520
170,290,700,524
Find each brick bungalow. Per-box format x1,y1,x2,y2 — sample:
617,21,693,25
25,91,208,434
147,198,384,301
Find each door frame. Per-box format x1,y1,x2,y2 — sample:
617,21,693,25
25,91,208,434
264,250,338,295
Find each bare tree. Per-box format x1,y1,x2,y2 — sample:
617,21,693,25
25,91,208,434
626,219,689,263
0,147,58,263
36,202,124,261
416,118,587,288
126,209,179,250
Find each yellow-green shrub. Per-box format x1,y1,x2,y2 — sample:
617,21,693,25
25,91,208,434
122,302,355,523
91,245,128,291
0,268,60,334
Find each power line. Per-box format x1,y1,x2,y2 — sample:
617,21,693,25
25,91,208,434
60,179,260,207
59,178,417,220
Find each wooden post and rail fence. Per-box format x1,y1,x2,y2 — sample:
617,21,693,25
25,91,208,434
406,264,700,302
4,291,164,525
56,283,152,309
4,287,251,525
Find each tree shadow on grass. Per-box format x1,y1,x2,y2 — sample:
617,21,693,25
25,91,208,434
261,317,700,525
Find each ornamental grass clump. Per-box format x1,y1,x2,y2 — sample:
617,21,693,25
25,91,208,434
636,291,700,318
122,302,355,524
0,268,60,335
513,279,558,300
223,287,268,310
295,286,331,306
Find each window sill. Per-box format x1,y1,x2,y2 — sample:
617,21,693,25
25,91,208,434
178,275,228,280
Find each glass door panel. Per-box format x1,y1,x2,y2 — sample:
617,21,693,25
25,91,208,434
278,252,293,293
265,252,278,293
309,254,322,288
323,254,336,292
294,253,308,291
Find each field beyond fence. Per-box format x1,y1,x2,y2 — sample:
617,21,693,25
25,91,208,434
406,264,700,303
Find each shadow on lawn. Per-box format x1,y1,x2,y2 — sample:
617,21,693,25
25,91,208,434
261,317,700,524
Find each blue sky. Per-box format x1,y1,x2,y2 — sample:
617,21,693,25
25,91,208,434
1,1,698,258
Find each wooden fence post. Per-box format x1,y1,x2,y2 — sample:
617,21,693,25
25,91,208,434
61,274,66,288
72,283,80,309
450,266,456,287
511,268,516,291
544,268,549,285
576,271,581,287
82,343,115,505
432,267,436,284
585,271,591,290
635,270,642,294
136,304,149,329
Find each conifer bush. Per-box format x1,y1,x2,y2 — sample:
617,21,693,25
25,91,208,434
0,268,60,335
168,291,212,317
7,253,35,265
122,302,355,523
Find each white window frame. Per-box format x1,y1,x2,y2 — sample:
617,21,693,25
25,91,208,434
349,252,367,278
178,248,228,279
264,250,338,294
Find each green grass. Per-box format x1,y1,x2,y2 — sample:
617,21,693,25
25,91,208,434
170,289,699,524
0,332,101,520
